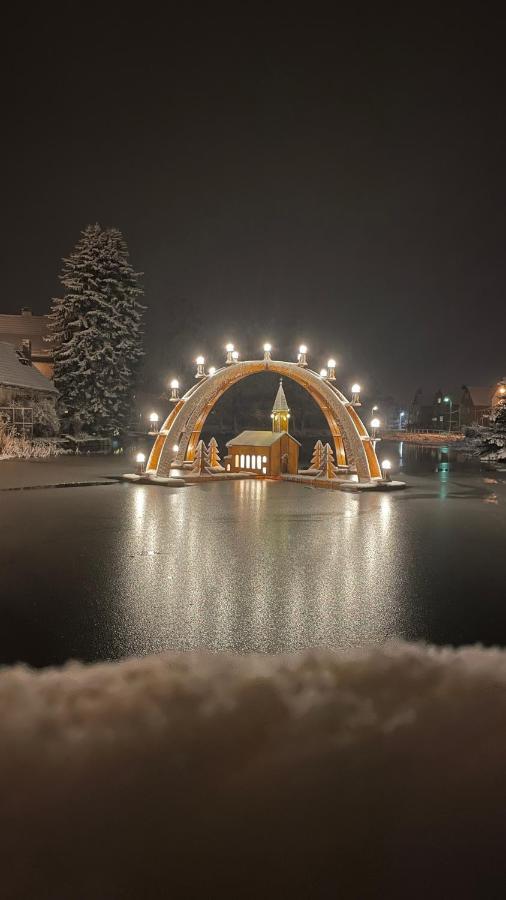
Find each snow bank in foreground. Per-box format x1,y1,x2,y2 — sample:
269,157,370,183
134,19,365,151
2,642,506,899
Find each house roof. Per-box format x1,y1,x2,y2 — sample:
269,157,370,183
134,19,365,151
272,379,289,413
466,386,494,408
226,430,301,447
0,312,50,353
0,342,58,394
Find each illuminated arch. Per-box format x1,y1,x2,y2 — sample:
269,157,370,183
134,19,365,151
147,360,381,482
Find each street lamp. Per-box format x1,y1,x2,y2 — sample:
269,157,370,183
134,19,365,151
443,397,452,433
169,379,180,402
327,359,336,381
351,383,361,405
195,356,205,378
136,452,146,474
263,343,272,361
297,345,308,366
225,343,235,365
148,412,159,434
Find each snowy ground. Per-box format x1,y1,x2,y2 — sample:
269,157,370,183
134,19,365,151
2,641,506,898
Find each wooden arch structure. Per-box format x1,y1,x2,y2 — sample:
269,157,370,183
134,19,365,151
147,360,382,482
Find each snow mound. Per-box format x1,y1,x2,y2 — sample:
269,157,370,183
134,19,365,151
3,642,506,898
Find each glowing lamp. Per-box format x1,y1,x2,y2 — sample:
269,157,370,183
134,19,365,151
351,383,361,405
327,358,336,380
149,412,159,424
297,345,308,366
320,368,328,378
263,342,272,360
225,343,235,364
381,459,392,482
208,366,216,376
371,418,380,429
136,452,146,473
231,350,239,361
169,379,180,402
195,356,205,378
172,444,179,452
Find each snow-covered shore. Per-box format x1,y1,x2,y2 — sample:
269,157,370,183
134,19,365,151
3,641,506,898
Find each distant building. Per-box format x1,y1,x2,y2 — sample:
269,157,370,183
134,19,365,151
460,378,506,426
225,379,300,476
408,388,453,431
0,341,58,436
0,308,54,378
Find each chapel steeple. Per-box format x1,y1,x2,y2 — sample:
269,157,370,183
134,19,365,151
271,379,290,433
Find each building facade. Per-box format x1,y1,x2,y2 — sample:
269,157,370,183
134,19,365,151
225,379,300,476
0,308,54,378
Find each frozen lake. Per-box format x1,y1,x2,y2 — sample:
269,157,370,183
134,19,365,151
1,442,505,666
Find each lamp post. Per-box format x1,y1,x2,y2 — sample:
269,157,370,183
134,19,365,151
327,359,336,381
231,350,239,363
351,384,361,405
136,452,146,474
195,356,205,379
263,343,272,361
399,410,406,431
169,379,180,402
320,368,328,378
443,396,453,433
148,412,159,434
225,344,235,365
297,345,308,367
370,417,380,440
208,366,216,376
381,459,392,482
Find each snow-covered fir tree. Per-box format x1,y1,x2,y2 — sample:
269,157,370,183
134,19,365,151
47,224,145,434
316,442,338,479
191,440,212,474
208,437,224,470
480,401,506,463
309,439,324,470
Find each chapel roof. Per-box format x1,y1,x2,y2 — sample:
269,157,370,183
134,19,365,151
226,430,300,447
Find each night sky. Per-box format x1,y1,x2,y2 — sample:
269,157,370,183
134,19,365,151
3,10,506,402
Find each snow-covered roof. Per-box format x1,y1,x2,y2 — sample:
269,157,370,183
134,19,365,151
272,379,289,413
0,342,58,394
226,430,300,447
466,386,494,408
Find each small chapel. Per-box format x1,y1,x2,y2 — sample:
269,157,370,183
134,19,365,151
225,379,300,476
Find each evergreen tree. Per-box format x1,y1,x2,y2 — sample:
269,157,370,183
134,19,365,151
191,440,212,474
481,402,506,462
316,443,338,479
208,437,224,470
309,439,324,470
47,224,145,434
